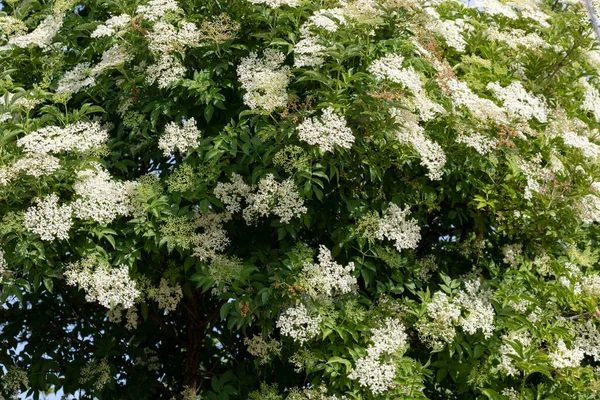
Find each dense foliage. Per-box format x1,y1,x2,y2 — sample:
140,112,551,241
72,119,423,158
3,0,600,399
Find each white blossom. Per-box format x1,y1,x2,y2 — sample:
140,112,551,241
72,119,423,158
486,27,555,52
244,335,282,364
23,193,73,241
297,107,355,152
367,318,408,358
247,0,301,7
146,54,187,88
549,340,584,369
8,14,63,49
147,21,200,54
581,79,600,122
416,292,461,348
12,153,61,177
445,79,508,124
573,320,600,362
455,279,495,339
91,14,131,38
158,118,202,156
192,211,232,261
348,356,397,395
243,174,307,224
237,49,291,111
487,81,548,122
294,35,326,68
17,121,109,155
276,303,322,345
72,163,138,224
136,0,182,22
214,173,253,214
147,279,183,314
376,202,421,251
427,17,469,52
456,132,497,155
56,63,96,94
90,45,133,75
498,331,531,376
301,245,357,298
561,130,600,160
518,153,553,200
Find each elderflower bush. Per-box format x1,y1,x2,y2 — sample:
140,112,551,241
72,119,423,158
4,0,600,399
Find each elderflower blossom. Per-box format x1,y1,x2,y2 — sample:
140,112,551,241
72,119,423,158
416,292,461,349
237,49,291,111
502,244,522,267
136,0,182,22
478,0,518,18
445,79,508,124
486,27,555,52
391,108,446,180
146,54,187,88
376,203,421,251
23,194,73,241
498,331,531,376
243,174,307,224
561,130,600,159
456,132,497,155
370,57,444,121
65,258,140,309
147,279,183,314
56,63,96,94
244,335,282,364
578,194,600,224
581,79,600,122
573,320,600,362
158,118,202,156
17,121,109,155
455,279,495,339
214,173,253,214
147,21,200,54
7,14,63,49
518,153,553,200
247,0,301,8
297,107,355,152
90,45,133,75
294,35,326,68
427,17,469,52
79,359,111,390
307,8,347,32
72,164,138,224
487,81,548,122
12,153,61,177
301,245,357,298
1,366,29,398
349,318,407,394
276,303,322,345
549,340,584,369
574,274,600,296
192,211,232,261
91,14,131,38
0,16,28,36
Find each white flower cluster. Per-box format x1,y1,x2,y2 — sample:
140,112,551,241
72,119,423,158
146,21,200,53
549,340,584,369
79,359,111,390
293,8,346,68
485,27,554,52
425,9,469,52
456,132,497,155
7,14,63,49
370,55,444,121
244,174,307,224
72,164,138,224
517,3,551,27
192,211,232,261
390,108,446,180
561,130,600,160
455,279,495,339
376,202,421,251
574,274,600,296
301,245,357,298
348,318,408,395
478,0,518,18
578,194,600,224
581,79,600,122
244,334,282,364
91,14,131,38
0,16,28,36
247,0,301,8
11,153,61,178
214,173,253,214
136,0,182,22
502,244,522,267
445,79,508,124
297,107,355,152
237,49,291,111
276,303,322,345
294,34,326,68
56,63,96,94
158,118,202,156
501,388,520,400
518,153,553,200
147,279,183,314
17,121,109,155
90,45,133,75
65,258,141,309
24,194,73,241
497,331,531,376
0,249,7,283
416,292,461,349
487,81,548,122
0,366,28,398
146,55,187,89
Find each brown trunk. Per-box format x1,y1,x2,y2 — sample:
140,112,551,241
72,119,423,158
182,295,203,393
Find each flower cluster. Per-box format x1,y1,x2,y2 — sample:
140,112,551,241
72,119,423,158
136,0,182,22
391,108,446,180
376,202,421,251
276,303,322,345
455,279,495,339
65,257,141,309
445,78,508,124
518,153,553,200
79,359,111,390
348,318,408,394
549,340,584,369
56,62,96,94
146,21,200,54
425,9,469,52
243,174,307,224
158,118,202,156
192,211,232,261
147,279,183,314
296,107,355,152
573,320,600,362
581,78,600,122
91,14,131,38
17,121,109,155
23,194,73,241
487,81,548,122
301,245,357,299
456,132,497,155
146,55,187,88
1,366,29,398
0,16,28,36
72,163,138,224
416,292,461,349
214,173,253,214
497,331,532,376
247,0,300,8
7,14,63,49
237,49,291,111
90,45,133,75
486,27,554,52
244,334,282,364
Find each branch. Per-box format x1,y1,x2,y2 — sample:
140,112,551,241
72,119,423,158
585,0,600,48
